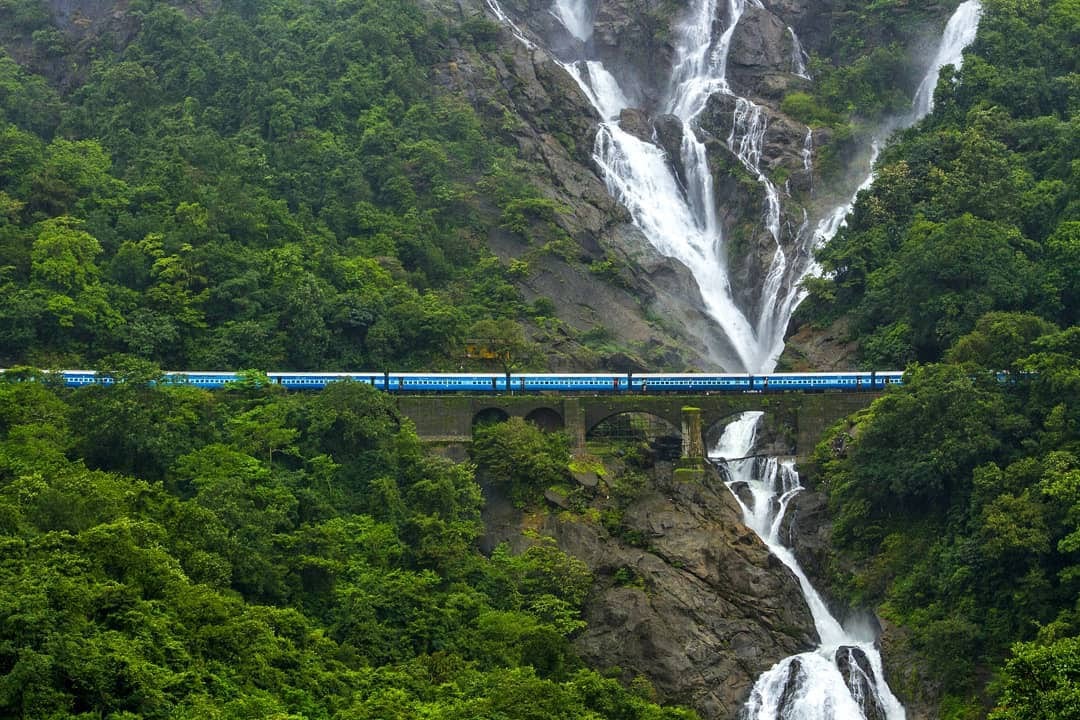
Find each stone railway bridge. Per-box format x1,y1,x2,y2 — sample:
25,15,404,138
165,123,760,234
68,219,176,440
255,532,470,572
395,391,882,464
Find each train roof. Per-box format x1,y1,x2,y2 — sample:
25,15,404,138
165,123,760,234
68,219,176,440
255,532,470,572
388,371,506,377
267,371,381,376
632,372,750,378
762,371,875,376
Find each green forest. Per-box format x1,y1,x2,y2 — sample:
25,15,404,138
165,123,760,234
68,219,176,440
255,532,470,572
0,0,562,371
0,0,1078,717
0,369,697,718
797,0,1080,716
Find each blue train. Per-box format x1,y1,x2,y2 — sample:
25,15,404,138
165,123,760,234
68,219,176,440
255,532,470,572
20,369,906,392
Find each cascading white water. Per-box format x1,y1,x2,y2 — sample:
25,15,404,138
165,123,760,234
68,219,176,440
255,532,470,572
565,61,630,122
486,0,984,374
912,0,984,118
562,0,768,371
788,27,811,79
485,4,986,715
713,413,907,720
476,2,989,717
801,129,813,174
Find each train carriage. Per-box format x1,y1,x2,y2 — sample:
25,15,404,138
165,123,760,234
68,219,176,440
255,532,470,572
62,370,112,387
387,372,507,392
758,372,877,391
269,372,383,390
164,371,241,388
630,373,752,392
5,368,909,393
511,373,627,392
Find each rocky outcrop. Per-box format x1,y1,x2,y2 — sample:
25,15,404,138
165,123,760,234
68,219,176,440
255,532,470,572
422,0,730,368
727,4,806,102
836,646,888,720
590,0,676,110
878,616,943,720
778,316,860,371
777,489,831,584
482,464,818,718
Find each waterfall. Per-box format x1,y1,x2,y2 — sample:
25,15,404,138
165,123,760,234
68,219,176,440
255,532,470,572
485,0,984,374
550,0,594,42
713,413,907,720
564,60,630,121
788,26,811,79
801,128,813,174
912,0,984,118
479,6,986,716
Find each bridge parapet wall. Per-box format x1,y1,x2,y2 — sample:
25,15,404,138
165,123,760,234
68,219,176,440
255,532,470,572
396,391,883,460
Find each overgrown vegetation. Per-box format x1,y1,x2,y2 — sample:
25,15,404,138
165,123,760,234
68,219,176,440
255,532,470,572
0,0,562,371
0,371,698,718
799,0,1077,365
805,0,1079,713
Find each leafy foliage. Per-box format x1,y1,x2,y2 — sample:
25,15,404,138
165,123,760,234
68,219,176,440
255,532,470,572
0,376,697,718
802,0,1078,366
471,416,572,504
0,0,556,371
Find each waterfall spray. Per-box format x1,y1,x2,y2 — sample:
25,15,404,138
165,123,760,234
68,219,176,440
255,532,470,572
485,0,984,373
713,413,906,719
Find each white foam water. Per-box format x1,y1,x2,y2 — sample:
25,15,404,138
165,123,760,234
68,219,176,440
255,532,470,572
550,0,594,42
713,413,907,720
789,26,811,79
486,0,984,375
912,0,984,118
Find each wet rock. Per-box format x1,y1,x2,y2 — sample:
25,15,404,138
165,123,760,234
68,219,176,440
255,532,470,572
835,646,887,720
729,5,789,74
776,657,807,716
653,114,688,187
618,108,653,141
591,0,675,109
778,489,831,581
730,480,755,509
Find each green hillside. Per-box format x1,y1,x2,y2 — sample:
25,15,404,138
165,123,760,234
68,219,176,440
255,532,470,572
799,0,1079,715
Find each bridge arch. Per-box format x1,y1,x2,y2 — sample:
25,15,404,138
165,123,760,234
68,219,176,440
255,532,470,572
587,411,681,441
472,407,510,429
588,411,682,461
525,407,564,432
703,409,795,459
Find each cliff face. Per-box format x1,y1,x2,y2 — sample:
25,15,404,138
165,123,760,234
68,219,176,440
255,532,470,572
420,0,882,370
425,17,735,367
483,462,818,718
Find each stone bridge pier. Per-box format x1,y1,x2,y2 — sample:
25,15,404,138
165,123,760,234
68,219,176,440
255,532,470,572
395,391,882,466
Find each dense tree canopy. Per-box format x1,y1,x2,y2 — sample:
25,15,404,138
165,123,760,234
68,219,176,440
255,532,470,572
0,374,698,718
805,0,1080,713
0,0,567,371
800,0,1078,366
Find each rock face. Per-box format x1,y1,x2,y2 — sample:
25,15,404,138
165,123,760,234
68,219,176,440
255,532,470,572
422,0,742,369
453,0,880,371
835,646,888,720
482,464,818,718
778,317,861,371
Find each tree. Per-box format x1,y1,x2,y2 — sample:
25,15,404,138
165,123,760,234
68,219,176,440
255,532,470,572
470,417,570,504
467,317,534,371
947,312,1058,372
989,637,1080,720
